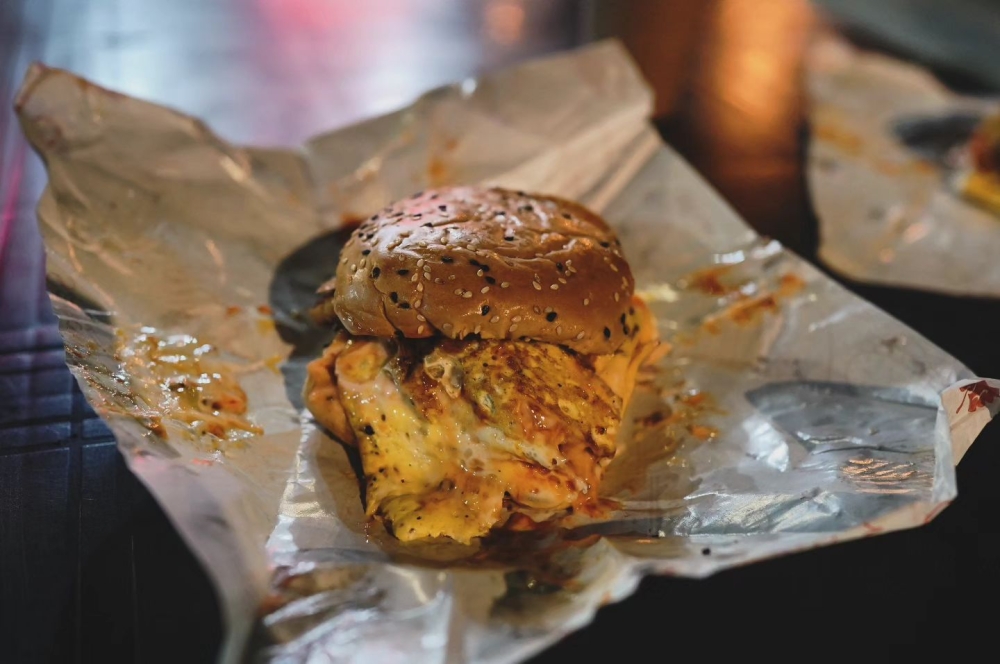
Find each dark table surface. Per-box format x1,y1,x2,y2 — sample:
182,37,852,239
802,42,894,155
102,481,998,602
3,1,1000,662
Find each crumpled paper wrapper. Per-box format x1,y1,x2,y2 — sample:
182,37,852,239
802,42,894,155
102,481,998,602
16,41,998,663
806,32,1000,296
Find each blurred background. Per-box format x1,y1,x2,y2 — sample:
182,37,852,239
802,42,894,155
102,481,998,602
3,1,1000,662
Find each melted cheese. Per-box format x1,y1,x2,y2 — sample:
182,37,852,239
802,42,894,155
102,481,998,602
304,297,658,543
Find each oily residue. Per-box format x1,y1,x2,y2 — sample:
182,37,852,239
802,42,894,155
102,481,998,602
813,120,863,155
427,136,459,187
697,271,806,335
117,329,261,446
681,265,741,296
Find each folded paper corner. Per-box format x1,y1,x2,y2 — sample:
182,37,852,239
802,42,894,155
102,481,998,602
942,377,999,463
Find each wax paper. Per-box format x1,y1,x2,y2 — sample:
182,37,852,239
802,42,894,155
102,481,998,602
807,32,1000,296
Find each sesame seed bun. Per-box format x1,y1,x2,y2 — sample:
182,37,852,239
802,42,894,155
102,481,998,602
312,186,636,355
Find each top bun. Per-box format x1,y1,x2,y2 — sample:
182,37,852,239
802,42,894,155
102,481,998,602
315,186,637,355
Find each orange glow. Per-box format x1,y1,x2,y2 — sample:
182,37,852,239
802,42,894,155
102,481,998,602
485,0,525,45
699,0,815,155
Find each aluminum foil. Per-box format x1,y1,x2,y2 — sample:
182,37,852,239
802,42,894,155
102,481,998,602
16,41,998,663
806,32,1000,296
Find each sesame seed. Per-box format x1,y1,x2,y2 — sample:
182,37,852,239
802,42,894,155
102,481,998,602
443,322,453,329
566,260,573,266
350,263,357,271
455,289,464,295
558,278,567,284
462,291,472,299
501,282,510,288
512,316,523,323
477,269,484,277
610,264,619,272
417,283,424,292
417,325,426,334
434,278,443,284
414,299,423,308
576,331,585,340
556,325,563,334
533,282,542,291
583,298,590,306
533,306,541,314
550,284,559,290
476,249,488,257
614,292,620,301
509,324,518,332
449,275,456,281
417,314,426,322
474,324,482,334
417,259,425,268
546,312,557,322
411,274,419,282
481,286,490,294
490,315,500,323
360,258,368,269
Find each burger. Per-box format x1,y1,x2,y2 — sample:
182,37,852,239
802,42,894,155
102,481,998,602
954,112,1000,213
303,186,659,544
